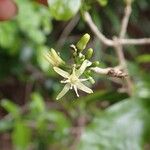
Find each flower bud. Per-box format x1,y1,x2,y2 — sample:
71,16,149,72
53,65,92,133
73,52,77,57
44,48,65,66
86,70,91,75
89,76,95,84
91,61,100,67
80,55,85,62
76,33,90,52
85,48,93,59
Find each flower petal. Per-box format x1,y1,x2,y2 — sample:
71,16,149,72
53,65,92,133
73,85,79,97
76,60,92,77
51,48,65,65
76,82,93,94
56,83,70,100
44,52,55,66
53,67,70,78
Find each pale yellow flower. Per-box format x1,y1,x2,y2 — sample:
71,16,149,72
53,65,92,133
53,60,93,100
44,48,65,66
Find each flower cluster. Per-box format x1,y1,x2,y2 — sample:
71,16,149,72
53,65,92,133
44,33,99,100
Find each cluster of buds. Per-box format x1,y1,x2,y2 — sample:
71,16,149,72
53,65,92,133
44,33,100,100
44,48,65,67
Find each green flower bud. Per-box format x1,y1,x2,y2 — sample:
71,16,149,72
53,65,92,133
76,33,90,52
91,61,100,67
86,70,91,75
73,52,77,57
89,76,95,84
81,55,85,60
85,48,93,59
80,58,85,63
44,48,65,67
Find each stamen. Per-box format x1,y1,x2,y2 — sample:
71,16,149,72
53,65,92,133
60,80,69,83
70,85,73,89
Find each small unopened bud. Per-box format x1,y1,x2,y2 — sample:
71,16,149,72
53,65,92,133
85,48,93,59
44,48,65,67
91,61,100,67
86,70,91,75
80,55,85,62
76,33,90,52
89,76,95,84
73,52,77,57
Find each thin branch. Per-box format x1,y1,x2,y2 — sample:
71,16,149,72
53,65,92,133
91,66,128,78
119,4,132,38
84,12,114,46
69,115,86,150
56,14,80,49
114,2,133,96
113,37,126,67
119,38,150,45
84,12,150,46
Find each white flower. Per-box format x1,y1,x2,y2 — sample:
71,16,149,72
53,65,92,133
53,60,93,100
44,48,65,66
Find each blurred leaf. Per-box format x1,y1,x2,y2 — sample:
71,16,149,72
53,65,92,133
75,90,128,104
79,98,150,150
48,0,81,20
96,0,108,6
30,92,45,113
105,7,120,33
36,46,51,73
136,54,150,63
0,118,13,132
1,99,20,118
15,0,51,44
0,22,18,49
46,110,71,131
12,121,31,150
135,80,150,99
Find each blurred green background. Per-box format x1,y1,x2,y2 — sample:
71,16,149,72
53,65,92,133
0,0,150,150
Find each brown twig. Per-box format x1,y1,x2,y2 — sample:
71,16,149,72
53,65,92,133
56,14,80,49
119,4,132,38
84,12,150,46
91,66,128,78
84,12,113,46
69,115,86,150
83,2,147,95
114,2,133,95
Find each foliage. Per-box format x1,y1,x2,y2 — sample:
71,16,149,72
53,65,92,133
0,0,150,150
79,98,150,150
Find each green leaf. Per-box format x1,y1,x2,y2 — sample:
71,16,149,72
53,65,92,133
46,110,71,130
36,46,51,73
30,92,45,113
45,110,71,139
12,121,31,150
136,54,150,63
79,98,150,150
0,119,13,132
0,22,18,49
48,0,81,20
97,0,108,6
1,99,20,118
16,0,51,44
